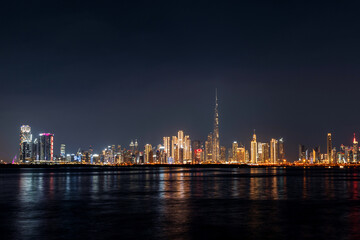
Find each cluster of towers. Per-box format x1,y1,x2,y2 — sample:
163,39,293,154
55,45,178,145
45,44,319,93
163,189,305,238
17,90,287,165
162,130,192,164
19,125,54,163
249,131,285,164
299,133,360,164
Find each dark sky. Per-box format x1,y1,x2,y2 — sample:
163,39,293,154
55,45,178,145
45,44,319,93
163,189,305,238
1,0,360,162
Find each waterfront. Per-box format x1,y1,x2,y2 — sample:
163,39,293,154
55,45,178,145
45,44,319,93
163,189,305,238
1,167,360,239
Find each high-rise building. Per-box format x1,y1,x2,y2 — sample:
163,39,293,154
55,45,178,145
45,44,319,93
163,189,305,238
177,131,184,162
19,125,33,162
220,146,226,163
39,133,54,161
178,130,184,148
60,144,66,158
192,140,201,164
184,135,191,161
262,143,270,163
278,138,285,162
212,89,220,163
250,130,257,164
237,146,246,163
130,140,135,153
257,142,264,163
163,137,171,162
171,136,177,160
353,133,358,163
270,138,278,164
327,133,332,163
205,133,213,161
299,144,307,161
145,144,152,163
232,141,238,162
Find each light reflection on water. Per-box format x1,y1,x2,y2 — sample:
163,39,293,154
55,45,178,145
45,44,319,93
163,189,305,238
0,167,360,239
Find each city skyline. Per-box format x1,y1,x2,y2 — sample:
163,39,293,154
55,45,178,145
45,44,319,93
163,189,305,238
6,88,360,163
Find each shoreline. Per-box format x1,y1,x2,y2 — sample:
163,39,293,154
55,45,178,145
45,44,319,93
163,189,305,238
0,164,359,169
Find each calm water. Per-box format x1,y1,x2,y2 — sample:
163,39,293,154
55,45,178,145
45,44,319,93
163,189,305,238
1,167,360,240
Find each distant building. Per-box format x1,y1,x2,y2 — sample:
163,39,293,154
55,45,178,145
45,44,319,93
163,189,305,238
145,144,152,163
220,146,226,163
192,140,201,164
19,125,33,162
60,144,66,158
212,89,220,163
163,137,171,162
353,134,358,163
278,138,285,162
39,133,54,161
327,133,332,163
270,138,278,164
205,133,213,162
231,141,238,162
250,130,257,164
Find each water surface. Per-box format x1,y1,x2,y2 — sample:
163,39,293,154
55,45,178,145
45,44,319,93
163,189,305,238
0,167,359,239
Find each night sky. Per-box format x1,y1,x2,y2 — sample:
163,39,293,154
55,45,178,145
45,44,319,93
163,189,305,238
1,0,360,162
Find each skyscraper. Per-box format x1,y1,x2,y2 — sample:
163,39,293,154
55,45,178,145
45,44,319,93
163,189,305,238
232,141,238,162
205,133,213,161
184,135,191,161
60,144,66,158
171,136,177,162
192,140,201,164
144,144,152,163
237,146,246,163
257,142,264,163
39,133,54,161
220,146,226,163
278,138,285,162
353,133,358,163
250,130,257,164
163,136,171,162
327,133,332,163
19,125,33,162
212,89,220,163
262,143,270,163
177,130,184,162
270,138,278,164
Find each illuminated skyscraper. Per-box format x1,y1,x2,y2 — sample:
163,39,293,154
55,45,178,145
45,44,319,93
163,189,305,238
60,144,66,158
327,133,332,163
205,132,213,161
178,130,184,148
163,137,171,162
177,130,184,161
257,142,264,163
278,138,285,162
270,138,278,164
262,143,270,163
145,144,152,163
250,130,257,164
232,141,238,162
237,145,246,163
184,135,191,161
130,140,135,153
353,133,358,163
220,146,226,163
171,136,177,161
212,89,220,163
39,133,54,161
19,125,33,162
192,140,201,164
